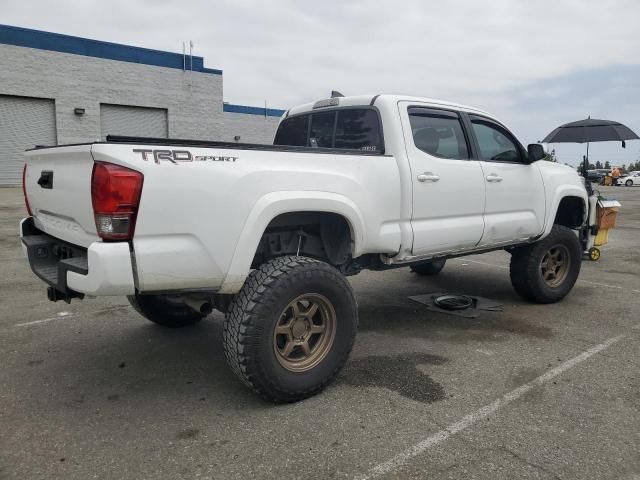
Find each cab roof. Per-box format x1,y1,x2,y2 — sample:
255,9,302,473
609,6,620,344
286,94,494,118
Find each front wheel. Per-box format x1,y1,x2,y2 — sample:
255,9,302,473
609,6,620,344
626,179,633,187
509,225,582,304
223,256,358,403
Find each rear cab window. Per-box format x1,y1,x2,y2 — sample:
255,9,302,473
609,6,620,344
272,115,308,147
274,107,384,153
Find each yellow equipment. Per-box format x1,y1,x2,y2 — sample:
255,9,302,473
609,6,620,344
585,198,621,261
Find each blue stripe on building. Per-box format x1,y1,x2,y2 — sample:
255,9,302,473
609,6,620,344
0,24,223,75
0,24,288,116
223,103,286,117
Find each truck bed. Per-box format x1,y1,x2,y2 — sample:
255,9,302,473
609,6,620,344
22,134,402,296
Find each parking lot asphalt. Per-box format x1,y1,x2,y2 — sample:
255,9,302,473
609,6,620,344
1,185,639,480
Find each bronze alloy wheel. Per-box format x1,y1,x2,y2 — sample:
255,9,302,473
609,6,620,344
273,293,337,372
540,244,570,288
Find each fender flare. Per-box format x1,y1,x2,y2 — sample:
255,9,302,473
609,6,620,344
542,185,588,236
218,191,366,293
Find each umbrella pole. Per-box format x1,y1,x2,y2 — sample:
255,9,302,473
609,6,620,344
583,142,593,195
586,142,589,164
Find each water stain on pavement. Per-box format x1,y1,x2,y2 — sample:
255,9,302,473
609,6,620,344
175,428,201,440
510,366,547,403
510,366,543,386
339,352,447,403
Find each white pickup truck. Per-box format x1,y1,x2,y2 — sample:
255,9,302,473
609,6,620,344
21,94,588,402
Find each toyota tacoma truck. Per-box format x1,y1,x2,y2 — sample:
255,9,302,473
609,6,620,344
20,94,588,402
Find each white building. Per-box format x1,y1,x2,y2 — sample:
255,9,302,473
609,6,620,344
0,24,284,185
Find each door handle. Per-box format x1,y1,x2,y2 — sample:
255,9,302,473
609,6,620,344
485,174,503,182
417,172,440,182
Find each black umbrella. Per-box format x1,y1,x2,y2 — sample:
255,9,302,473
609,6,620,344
542,117,639,189
542,117,639,145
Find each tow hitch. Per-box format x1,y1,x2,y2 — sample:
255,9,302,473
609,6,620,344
46,286,84,304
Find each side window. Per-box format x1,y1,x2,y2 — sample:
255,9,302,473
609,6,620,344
471,120,522,162
335,109,382,152
309,111,336,148
408,108,469,159
274,115,309,147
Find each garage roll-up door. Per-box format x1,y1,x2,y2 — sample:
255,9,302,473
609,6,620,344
0,95,57,186
100,104,168,140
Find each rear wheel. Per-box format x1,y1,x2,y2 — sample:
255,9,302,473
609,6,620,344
223,256,357,403
410,258,446,276
127,294,205,328
509,225,581,304
626,179,633,187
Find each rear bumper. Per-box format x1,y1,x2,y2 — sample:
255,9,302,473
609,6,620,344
20,217,135,297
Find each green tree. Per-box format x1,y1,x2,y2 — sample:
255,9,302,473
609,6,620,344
604,160,611,169
543,148,557,162
595,160,603,169
577,162,596,175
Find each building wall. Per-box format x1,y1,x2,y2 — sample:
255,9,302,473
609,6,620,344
0,25,287,185
0,43,224,145
221,111,282,144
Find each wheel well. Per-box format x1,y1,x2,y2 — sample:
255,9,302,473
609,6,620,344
554,196,585,229
252,212,353,268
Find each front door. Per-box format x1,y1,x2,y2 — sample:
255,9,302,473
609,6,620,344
467,115,545,246
400,103,486,256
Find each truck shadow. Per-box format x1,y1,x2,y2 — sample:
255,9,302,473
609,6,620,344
354,270,553,342
22,315,268,410
21,309,451,409
357,301,552,342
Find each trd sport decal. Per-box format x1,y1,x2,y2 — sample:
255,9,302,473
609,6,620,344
133,149,238,164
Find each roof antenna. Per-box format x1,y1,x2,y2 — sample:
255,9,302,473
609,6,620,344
331,90,344,98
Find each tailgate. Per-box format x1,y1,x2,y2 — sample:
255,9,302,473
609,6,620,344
24,145,99,247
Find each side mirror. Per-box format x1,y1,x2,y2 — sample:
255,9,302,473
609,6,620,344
527,143,545,163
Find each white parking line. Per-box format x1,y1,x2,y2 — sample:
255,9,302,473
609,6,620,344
354,334,625,480
578,279,624,290
14,311,74,327
459,258,508,270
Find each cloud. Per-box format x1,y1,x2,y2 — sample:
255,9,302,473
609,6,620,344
493,64,640,166
3,0,640,165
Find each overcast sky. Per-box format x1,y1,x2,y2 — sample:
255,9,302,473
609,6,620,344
3,0,640,166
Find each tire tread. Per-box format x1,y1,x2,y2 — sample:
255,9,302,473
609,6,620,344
509,225,581,304
223,256,357,403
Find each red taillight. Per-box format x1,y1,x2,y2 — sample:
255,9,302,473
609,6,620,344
22,163,33,216
91,162,143,240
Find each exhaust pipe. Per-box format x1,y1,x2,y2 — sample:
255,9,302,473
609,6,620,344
183,297,213,316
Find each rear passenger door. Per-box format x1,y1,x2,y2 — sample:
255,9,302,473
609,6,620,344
400,103,486,255
467,115,545,245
